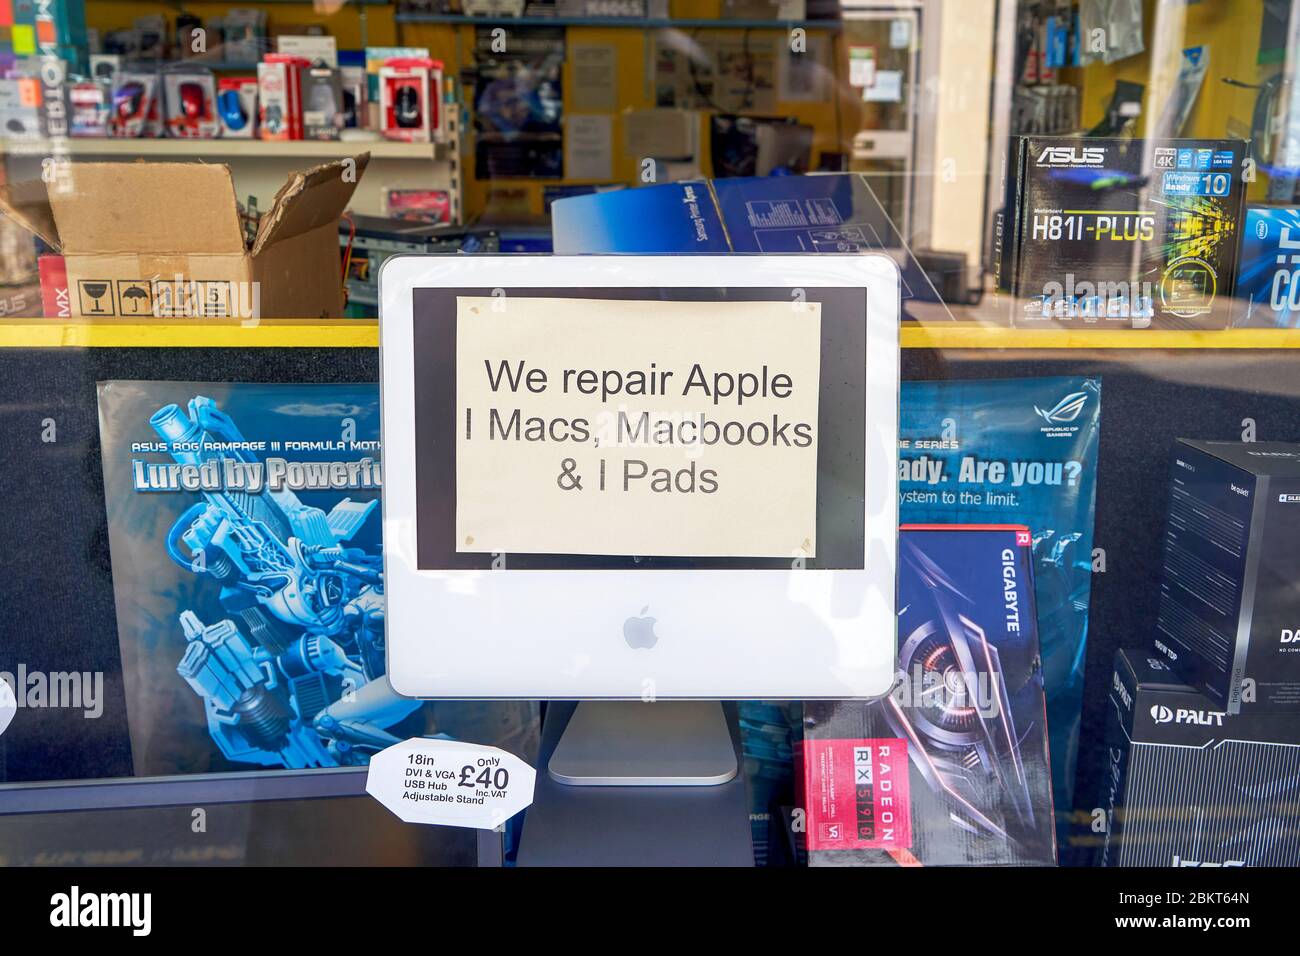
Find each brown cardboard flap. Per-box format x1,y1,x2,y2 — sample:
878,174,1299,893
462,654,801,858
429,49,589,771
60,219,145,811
252,152,370,256
0,179,61,251
48,163,246,255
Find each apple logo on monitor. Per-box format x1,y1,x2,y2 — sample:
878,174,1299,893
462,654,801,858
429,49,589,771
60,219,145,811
623,607,659,649
0,677,15,738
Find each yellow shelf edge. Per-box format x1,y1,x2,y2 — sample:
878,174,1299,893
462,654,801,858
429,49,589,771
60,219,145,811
0,320,1296,350
0,320,380,349
899,325,1300,350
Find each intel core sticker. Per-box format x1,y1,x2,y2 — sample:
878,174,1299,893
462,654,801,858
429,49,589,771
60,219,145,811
366,738,536,829
804,738,910,850
454,296,821,559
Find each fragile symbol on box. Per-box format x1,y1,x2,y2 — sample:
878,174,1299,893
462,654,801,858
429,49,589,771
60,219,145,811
77,279,114,316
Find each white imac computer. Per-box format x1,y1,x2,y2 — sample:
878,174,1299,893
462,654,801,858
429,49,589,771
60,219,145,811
379,255,900,786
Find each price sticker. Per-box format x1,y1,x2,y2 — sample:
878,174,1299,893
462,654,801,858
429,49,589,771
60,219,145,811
365,738,536,829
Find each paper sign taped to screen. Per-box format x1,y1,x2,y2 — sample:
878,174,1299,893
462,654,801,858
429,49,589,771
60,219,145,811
455,296,822,558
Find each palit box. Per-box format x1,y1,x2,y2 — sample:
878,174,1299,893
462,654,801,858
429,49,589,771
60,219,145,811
998,137,1246,329
1100,649,1300,867
803,524,1056,866
1233,204,1300,327
1153,439,1300,713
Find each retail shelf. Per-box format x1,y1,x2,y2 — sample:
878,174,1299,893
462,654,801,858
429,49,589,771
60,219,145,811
899,324,1300,350
0,319,379,348
394,13,842,30
87,0,393,5
0,137,445,161
4,321,1300,350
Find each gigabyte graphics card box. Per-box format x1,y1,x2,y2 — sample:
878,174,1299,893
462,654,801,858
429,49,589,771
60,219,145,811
1153,439,1300,713
803,525,1056,866
1101,649,1300,867
998,137,1246,328
1234,205,1300,327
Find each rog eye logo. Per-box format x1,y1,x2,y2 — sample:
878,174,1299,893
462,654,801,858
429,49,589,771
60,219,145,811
1034,391,1088,424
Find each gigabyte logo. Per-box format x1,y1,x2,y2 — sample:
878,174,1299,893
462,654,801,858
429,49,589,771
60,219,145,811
50,886,152,936
1034,391,1089,424
1036,145,1106,167
1151,704,1225,726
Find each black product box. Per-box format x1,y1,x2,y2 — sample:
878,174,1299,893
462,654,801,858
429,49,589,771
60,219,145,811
997,136,1246,329
1153,439,1300,713
1101,649,1300,866
803,525,1055,867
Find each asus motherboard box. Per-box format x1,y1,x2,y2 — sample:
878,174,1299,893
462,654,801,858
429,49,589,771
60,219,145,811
803,524,1056,866
1100,649,1300,866
1153,439,1300,713
998,136,1246,329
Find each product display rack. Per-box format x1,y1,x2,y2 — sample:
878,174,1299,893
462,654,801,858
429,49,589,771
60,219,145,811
391,14,843,30
0,89,464,221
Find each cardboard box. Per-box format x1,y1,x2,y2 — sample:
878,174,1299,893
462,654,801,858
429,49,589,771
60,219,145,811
1100,649,1300,866
1154,439,1300,712
0,153,369,319
803,525,1056,867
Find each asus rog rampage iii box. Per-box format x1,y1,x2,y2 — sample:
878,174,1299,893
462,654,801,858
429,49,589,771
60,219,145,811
1153,439,1300,713
996,137,1246,329
803,525,1056,866
1101,649,1300,867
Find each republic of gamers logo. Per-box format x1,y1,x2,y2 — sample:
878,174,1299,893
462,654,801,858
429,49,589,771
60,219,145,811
1034,391,1089,424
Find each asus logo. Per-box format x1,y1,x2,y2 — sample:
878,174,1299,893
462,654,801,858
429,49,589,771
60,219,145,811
1151,704,1225,726
1036,146,1106,167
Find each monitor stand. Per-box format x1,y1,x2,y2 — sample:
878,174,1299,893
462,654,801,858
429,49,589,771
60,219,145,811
547,700,738,786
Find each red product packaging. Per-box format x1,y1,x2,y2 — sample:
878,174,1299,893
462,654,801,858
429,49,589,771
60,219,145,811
38,255,70,318
258,54,308,140
379,57,442,143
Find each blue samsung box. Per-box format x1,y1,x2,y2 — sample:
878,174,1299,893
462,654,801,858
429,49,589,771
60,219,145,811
804,525,1056,867
1234,205,1300,327
550,173,901,254
550,181,730,253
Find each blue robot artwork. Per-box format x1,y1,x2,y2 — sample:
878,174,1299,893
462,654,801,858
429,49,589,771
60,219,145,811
150,396,420,768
